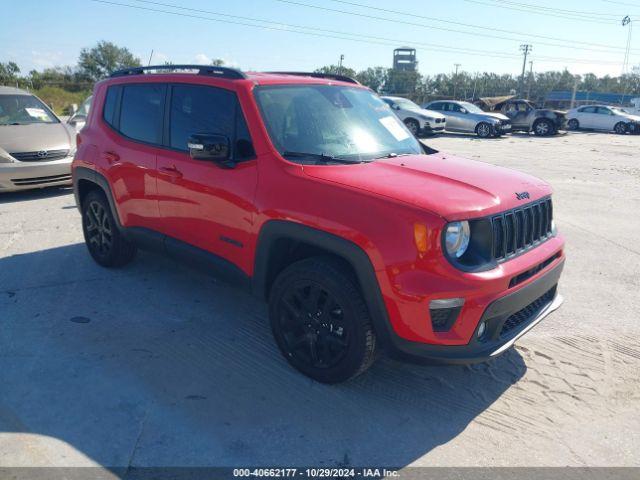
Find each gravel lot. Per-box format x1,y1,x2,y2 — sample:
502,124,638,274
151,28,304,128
0,131,639,472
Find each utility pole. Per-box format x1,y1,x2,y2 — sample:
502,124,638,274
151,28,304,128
453,63,461,99
519,44,532,98
526,61,533,99
147,49,154,66
338,54,344,75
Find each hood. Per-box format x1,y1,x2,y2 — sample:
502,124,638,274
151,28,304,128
303,153,552,221
0,122,74,154
621,113,640,122
484,112,510,122
419,108,446,120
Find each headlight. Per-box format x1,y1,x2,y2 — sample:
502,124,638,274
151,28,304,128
444,221,470,258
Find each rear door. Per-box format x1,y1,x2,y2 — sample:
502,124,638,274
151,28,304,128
99,83,164,229
577,106,597,129
155,83,258,273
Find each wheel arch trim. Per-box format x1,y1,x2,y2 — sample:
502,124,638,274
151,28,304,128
253,220,395,350
73,167,123,229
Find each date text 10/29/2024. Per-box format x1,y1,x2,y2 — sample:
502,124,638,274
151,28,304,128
233,468,400,478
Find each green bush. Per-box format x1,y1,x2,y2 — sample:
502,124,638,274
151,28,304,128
33,86,92,116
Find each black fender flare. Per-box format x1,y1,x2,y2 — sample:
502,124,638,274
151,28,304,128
73,167,123,229
253,220,395,351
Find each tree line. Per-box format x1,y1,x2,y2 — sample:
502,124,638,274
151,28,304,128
2,40,639,113
317,65,640,104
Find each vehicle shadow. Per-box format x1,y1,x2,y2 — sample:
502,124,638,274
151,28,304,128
0,186,73,204
0,243,526,471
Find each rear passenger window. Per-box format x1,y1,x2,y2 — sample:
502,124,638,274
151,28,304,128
119,84,165,144
170,85,235,151
103,87,118,126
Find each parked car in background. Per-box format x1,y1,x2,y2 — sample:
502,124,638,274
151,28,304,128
0,86,75,192
381,96,446,136
566,105,640,134
499,99,566,136
424,100,511,138
67,95,92,132
73,66,565,383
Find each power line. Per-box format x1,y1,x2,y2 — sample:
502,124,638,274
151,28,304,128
461,0,617,24
276,0,639,54
88,0,625,67
475,0,622,20
324,0,638,53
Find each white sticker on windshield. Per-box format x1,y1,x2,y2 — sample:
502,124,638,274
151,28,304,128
25,108,49,120
379,115,411,141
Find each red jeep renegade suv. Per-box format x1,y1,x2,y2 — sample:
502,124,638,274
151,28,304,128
72,65,565,383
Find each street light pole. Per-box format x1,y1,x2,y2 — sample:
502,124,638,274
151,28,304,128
453,63,461,99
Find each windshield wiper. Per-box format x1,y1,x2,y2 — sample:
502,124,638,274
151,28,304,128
282,151,363,164
373,152,414,160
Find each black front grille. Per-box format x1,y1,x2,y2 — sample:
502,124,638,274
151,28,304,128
435,118,444,124
430,306,462,332
500,287,556,337
492,197,553,261
11,149,70,162
11,174,72,186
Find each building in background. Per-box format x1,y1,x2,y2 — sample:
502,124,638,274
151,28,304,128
393,47,417,72
545,90,635,109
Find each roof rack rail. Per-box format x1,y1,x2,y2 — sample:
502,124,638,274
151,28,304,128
266,71,359,85
110,64,247,80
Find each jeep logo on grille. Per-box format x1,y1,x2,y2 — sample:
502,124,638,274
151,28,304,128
515,191,530,200
36,150,49,158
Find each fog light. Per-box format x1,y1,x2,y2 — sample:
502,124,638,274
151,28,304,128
477,321,487,338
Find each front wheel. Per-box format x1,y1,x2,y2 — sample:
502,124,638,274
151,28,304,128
533,119,555,136
404,118,420,137
567,119,580,131
475,122,493,138
81,190,137,268
268,257,377,384
614,122,628,135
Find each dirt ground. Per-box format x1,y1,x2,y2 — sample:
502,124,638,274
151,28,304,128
0,131,638,472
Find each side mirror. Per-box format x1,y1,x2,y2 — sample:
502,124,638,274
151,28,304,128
392,104,401,110
460,108,468,114
68,114,87,125
188,133,231,164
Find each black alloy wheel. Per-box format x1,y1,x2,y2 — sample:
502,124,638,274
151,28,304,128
269,257,377,383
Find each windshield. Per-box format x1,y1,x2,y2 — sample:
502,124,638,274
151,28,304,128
255,85,422,162
393,97,422,111
77,96,92,116
458,102,485,114
0,94,58,125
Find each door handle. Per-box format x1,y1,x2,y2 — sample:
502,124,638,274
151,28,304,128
160,166,183,179
102,151,120,164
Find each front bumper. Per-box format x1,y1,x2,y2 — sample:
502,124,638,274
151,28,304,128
385,258,565,364
0,157,73,192
421,122,446,135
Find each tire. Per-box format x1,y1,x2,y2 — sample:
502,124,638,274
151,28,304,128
475,122,492,138
567,119,580,131
268,256,377,384
404,118,420,137
614,122,628,135
533,119,554,136
81,189,137,268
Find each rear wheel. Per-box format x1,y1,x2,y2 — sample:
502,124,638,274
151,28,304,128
475,122,492,138
404,118,420,137
614,122,628,135
81,190,136,268
268,257,377,383
533,119,554,136
567,119,580,131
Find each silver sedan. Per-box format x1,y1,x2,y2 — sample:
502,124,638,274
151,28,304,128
423,100,512,138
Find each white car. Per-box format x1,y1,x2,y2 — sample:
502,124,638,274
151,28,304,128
566,105,640,134
381,96,446,136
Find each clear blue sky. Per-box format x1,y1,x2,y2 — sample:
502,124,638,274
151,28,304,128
2,0,639,77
